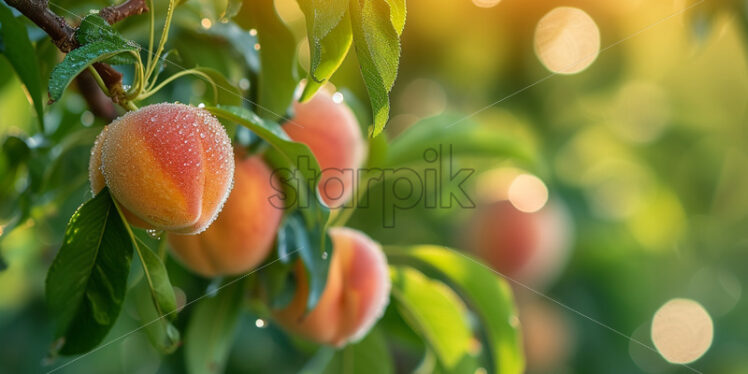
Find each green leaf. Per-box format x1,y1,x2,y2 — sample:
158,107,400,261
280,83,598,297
239,0,298,119
116,210,178,339
48,41,137,102
390,266,472,370
77,14,120,45
336,328,394,374
387,246,525,374
0,3,45,130
297,0,353,101
132,236,177,320
1,135,31,168
75,14,138,65
299,346,337,374
0,136,35,236
349,0,403,136
132,277,181,354
304,328,394,374
385,113,536,169
282,212,333,311
385,0,406,35
259,253,295,309
45,188,134,355
185,281,244,374
201,23,259,72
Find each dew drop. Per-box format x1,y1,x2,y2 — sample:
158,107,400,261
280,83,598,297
145,229,162,239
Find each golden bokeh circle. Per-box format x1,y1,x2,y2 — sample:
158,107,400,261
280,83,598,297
534,7,601,74
651,298,713,364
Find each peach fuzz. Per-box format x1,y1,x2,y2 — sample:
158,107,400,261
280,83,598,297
167,153,283,277
283,91,366,208
89,103,234,234
272,227,390,347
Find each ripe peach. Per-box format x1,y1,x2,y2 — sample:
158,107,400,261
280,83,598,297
272,227,390,346
464,200,572,288
89,103,234,234
166,153,283,277
283,91,366,208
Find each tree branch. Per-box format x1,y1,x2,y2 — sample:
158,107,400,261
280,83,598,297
4,0,77,52
100,0,148,24
4,0,149,116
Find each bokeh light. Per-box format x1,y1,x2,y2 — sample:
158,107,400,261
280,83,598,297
508,174,549,213
472,0,501,9
651,298,713,364
534,7,601,74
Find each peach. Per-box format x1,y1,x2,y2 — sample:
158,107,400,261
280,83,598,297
89,103,234,234
272,227,390,346
167,153,283,277
283,91,366,208
519,298,575,373
464,200,572,288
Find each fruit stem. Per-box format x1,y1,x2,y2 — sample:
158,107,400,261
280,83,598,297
157,237,167,260
144,0,155,75
125,101,139,111
144,0,176,86
137,69,217,101
87,66,110,96
125,51,146,101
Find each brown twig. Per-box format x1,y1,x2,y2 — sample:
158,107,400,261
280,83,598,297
3,0,77,52
100,0,149,24
4,0,149,114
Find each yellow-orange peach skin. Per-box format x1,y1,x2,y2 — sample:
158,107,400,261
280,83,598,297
89,103,234,234
272,227,390,346
167,154,283,277
283,91,366,208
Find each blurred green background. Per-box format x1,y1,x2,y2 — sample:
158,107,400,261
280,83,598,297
2,0,747,373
